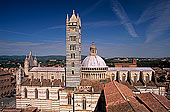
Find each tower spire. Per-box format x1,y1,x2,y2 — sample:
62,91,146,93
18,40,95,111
33,54,37,66
34,54,37,60
29,50,32,56
77,13,81,27
28,50,32,60
66,14,69,23
25,55,27,60
70,10,77,22
77,13,79,19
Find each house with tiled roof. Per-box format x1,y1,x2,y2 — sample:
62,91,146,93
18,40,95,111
95,81,170,112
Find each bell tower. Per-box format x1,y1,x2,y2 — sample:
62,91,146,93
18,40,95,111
66,10,81,87
24,55,29,75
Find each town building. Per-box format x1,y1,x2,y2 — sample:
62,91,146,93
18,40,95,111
15,10,168,112
0,71,15,98
24,51,38,75
95,81,170,112
114,58,137,67
163,68,170,81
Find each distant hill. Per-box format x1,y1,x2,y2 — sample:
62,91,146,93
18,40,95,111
0,55,87,61
1,55,169,61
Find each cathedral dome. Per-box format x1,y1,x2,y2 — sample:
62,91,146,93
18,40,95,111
82,42,107,68
82,55,107,67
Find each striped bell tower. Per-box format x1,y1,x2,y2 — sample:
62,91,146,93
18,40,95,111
66,10,81,87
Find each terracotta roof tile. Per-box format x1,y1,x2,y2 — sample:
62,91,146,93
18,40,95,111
104,81,149,112
80,79,110,93
31,79,41,86
0,71,10,75
137,93,168,112
53,79,64,86
153,93,170,110
42,79,52,86
22,79,64,87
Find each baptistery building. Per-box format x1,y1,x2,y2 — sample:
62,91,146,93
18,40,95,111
81,42,108,80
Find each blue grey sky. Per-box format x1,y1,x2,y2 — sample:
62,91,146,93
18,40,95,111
0,0,170,58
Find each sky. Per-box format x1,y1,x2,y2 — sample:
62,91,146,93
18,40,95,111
0,0,170,58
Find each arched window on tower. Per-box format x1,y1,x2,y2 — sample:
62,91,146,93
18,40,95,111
24,88,27,98
35,88,38,99
46,89,49,99
72,70,74,75
72,62,75,67
71,53,75,58
70,36,76,41
82,97,86,110
68,94,72,105
70,45,76,50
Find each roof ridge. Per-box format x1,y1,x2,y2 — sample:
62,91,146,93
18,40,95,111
113,81,136,112
113,81,127,100
150,93,169,111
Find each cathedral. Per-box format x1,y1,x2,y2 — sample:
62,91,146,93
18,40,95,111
16,10,165,112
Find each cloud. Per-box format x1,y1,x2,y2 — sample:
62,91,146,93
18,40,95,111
0,41,43,48
0,29,32,36
0,26,64,37
42,40,64,43
0,40,65,55
81,0,104,16
31,25,65,34
83,20,120,28
94,41,170,58
0,29,48,38
111,0,138,38
136,0,170,43
35,20,120,33
39,25,65,31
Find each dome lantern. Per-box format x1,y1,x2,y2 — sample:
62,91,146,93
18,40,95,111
90,42,97,56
